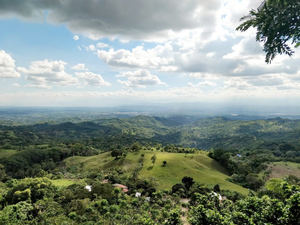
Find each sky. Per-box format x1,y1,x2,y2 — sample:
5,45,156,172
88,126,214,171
0,0,299,108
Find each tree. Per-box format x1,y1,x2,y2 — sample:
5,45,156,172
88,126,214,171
0,201,34,225
0,164,7,182
236,0,300,63
5,178,56,204
172,183,186,194
213,184,220,193
131,142,141,152
165,209,182,225
111,150,123,160
182,176,195,191
151,155,156,164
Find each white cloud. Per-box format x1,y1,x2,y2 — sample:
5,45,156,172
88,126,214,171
18,60,78,88
188,80,218,88
96,42,109,48
0,50,20,78
17,60,111,88
88,44,96,51
117,69,165,88
76,71,110,86
73,35,79,41
97,44,177,71
72,63,87,71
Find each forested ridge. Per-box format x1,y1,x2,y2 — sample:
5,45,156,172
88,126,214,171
1,116,300,154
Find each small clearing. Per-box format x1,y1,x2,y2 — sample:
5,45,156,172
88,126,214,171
265,161,300,179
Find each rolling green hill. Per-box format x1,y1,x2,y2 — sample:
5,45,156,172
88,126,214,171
64,151,248,194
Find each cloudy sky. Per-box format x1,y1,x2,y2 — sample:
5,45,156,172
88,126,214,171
0,0,299,107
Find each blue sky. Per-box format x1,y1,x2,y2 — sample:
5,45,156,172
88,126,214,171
0,0,299,107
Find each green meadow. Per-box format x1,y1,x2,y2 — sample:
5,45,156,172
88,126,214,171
64,150,248,194
50,179,78,187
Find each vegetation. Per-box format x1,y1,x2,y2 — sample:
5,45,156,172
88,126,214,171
1,116,300,158
237,0,300,63
0,149,17,159
0,175,298,224
0,114,299,224
64,150,248,194
188,180,300,225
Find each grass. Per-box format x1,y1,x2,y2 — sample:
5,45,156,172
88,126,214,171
64,150,248,194
263,161,300,180
0,149,17,159
50,179,79,187
65,152,127,172
139,151,247,194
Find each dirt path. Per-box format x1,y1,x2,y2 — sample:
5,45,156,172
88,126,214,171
180,198,190,225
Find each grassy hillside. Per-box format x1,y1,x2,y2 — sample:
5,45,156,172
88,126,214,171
0,149,17,158
64,151,248,194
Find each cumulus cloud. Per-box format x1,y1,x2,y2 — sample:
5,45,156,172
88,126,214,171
117,69,165,88
96,42,109,49
0,0,221,40
72,63,87,71
0,50,20,78
76,71,110,86
18,60,78,88
73,35,79,41
99,33,300,80
188,81,218,89
87,45,96,51
97,44,177,71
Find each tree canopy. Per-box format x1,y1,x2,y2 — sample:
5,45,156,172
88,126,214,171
236,0,300,63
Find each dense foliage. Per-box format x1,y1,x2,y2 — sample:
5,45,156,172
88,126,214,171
0,175,298,224
188,181,300,225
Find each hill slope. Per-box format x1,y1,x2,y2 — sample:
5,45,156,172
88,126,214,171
64,151,248,194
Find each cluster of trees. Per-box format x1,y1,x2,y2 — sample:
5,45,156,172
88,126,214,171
1,174,298,225
0,121,154,152
0,143,99,179
163,145,197,154
0,176,182,224
209,149,269,190
189,181,300,225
